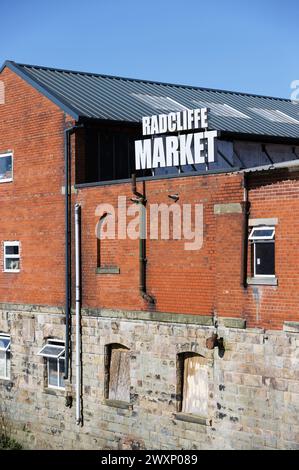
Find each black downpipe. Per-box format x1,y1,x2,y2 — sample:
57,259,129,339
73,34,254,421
64,124,83,380
242,173,251,288
131,174,155,305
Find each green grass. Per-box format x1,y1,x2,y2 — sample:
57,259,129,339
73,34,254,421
0,434,22,449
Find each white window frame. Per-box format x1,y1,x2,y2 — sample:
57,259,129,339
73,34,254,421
0,333,11,380
249,226,275,241
3,241,20,273
38,339,65,390
249,226,275,278
0,152,13,183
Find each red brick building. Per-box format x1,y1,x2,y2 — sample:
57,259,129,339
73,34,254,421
0,61,299,449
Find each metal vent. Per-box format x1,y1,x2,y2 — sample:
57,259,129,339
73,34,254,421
249,108,299,124
192,101,251,119
132,93,188,112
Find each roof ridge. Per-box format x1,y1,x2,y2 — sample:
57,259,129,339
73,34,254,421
7,60,292,103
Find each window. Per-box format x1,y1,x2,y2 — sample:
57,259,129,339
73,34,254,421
0,153,13,183
192,101,250,119
38,340,65,390
80,126,150,184
132,94,187,112
3,241,20,272
177,352,208,417
249,108,299,124
249,226,275,277
0,334,11,380
104,344,130,403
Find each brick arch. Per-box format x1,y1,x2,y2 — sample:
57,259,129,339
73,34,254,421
176,342,207,358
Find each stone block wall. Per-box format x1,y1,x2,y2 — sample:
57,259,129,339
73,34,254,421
0,303,299,450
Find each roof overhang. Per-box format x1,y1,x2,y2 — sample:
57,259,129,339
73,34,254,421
0,60,81,120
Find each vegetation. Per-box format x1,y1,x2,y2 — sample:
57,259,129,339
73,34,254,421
0,406,22,450
0,434,22,449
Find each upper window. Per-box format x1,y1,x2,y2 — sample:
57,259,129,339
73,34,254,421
38,340,65,390
0,334,11,380
249,226,275,277
0,153,13,183
4,241,20,272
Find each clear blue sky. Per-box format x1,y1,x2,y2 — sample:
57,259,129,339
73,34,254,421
1,0,298,98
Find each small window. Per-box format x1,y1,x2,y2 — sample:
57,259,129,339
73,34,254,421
249,226,275,240
38,340,65,389
177,352,208,417
104,344,130,403
0,334,11,380
4,241,20,272
0,153,13,183
249,226,275,277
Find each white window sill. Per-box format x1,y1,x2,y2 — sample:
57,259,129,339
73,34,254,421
44,387,65,396
47,385,65,391
247,277,278,286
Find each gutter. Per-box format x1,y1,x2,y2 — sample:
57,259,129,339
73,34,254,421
131,174,155,305
75,203,82,425
242,173,250,288
64,124,83,380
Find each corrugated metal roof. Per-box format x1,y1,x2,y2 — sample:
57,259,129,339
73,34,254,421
2,60,299,140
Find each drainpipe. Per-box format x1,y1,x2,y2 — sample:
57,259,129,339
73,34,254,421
64,124,83,380
242,173,250,288
131,175,155,304
75,203,82,425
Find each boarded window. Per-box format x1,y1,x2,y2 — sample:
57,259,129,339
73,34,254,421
105,344,130,403
177,352,208,417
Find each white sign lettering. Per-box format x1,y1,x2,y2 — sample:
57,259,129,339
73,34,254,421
135,108,218,171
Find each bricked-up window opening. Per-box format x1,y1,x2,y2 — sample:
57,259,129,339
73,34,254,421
249,226,275,277
3,241,20,272
97,212,108,268
104,344,130,403
38,340,65,390
0,334,11,380
177,352,208,417
0,153,13,183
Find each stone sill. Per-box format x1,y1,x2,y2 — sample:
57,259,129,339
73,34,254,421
44,387,66,397
96,266,120,275
174,412,209,426
218,317,246,329
103,399,132,410
247,277,278,286
283,322,299,333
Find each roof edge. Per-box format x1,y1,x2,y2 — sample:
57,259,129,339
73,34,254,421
0,60,81,120
9,60,294,103
241,158,299,174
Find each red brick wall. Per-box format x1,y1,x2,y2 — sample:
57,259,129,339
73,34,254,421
0,67,68,306
75,174,245,317
244,171,299,329
76,165,299,329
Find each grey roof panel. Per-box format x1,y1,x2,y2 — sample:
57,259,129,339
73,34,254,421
3,61,299,139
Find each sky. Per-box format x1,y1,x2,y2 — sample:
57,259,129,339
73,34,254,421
0,0,298,98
